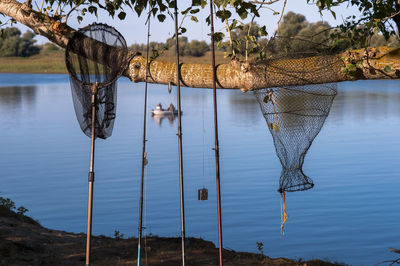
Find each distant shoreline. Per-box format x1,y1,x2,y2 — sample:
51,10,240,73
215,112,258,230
0,50,228,75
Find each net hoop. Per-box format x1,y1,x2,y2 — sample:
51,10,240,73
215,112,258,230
65,23,129,89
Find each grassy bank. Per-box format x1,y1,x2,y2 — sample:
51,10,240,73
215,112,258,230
0,50,67,74
0,50,228,74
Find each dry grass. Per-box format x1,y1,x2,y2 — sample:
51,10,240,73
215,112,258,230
0,50,229,74
0,50,67,74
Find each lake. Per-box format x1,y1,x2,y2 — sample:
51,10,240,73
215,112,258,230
0,73,399,265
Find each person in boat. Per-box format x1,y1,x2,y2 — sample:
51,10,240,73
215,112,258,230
156,102,163,110
168,103,176,112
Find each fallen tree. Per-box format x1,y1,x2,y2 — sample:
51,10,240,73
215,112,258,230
0,0,399,91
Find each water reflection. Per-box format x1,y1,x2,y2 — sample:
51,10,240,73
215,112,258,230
0,86,37,109
227,92,260,127
222,81,400,129
326,81,400,124
151,114,177,126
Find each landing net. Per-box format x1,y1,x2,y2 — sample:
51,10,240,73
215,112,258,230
65,23,128,139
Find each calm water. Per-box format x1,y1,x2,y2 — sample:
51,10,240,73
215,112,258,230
0,74,399,265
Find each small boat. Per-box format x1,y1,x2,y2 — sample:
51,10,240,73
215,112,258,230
151,103,179,116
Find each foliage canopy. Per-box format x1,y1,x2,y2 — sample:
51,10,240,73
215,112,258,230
1,0,400,61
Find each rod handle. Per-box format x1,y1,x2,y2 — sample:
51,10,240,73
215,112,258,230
88,171,95,182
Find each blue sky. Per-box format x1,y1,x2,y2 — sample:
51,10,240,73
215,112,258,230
16,1,358,45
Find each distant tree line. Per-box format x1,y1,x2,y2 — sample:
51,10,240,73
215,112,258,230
0,27,40,57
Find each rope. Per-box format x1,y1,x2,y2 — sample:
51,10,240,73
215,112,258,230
202,85,206,189
280,191,288,235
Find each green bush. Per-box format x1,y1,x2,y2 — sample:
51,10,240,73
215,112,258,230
0,27,40,57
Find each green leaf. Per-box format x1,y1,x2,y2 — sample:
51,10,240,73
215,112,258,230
258,26,267,37
384,65,392,72
216,10,232,21
157,14,166,22
88,6,97,16
77,16,83,23
346,63,355,71
238,10,248,20
134,4,144,16
206,15,210,25
259,51,265,60
213,32,225,42
192,0,202,6
159,3,167,12
229,19,238,30
118,11,126,20
181,7,191,15
190,16,199,22
330,10,336,20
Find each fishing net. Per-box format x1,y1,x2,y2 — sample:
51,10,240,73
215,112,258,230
65,23,129,139
255,84,337,193
255,84,337,234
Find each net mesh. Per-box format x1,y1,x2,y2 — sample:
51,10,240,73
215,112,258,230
254,84,337,192
65,23,128,139
254,36,346,89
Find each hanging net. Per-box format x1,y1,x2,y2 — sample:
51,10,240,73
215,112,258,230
65,23,129,139
255,84,337,192
255,84,337,233
253,34,341,234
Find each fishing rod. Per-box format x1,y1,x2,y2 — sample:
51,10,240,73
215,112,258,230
173,0,186,264
137,5,152,266
209,1,224,265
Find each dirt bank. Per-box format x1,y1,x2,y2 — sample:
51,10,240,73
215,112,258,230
0,208,343,265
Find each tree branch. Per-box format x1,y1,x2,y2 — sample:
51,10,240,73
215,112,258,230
276,0,287,32
0,0,399,91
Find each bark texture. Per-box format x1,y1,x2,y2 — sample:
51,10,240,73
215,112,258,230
1,0,400,90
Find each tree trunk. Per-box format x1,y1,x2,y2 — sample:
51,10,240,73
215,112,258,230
1,0,400,91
